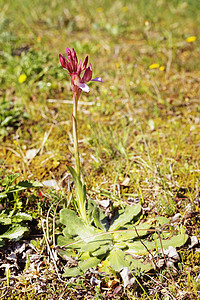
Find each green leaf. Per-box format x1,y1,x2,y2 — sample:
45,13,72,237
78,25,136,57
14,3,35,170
158,234,188,249
125,255,154,273
109,204,141,231
59,249,77,260
8,180,42,193
79,252,91,261
114,242,127,249
127,234,188,255
80,242,101,253
108,248,129,271
87,198,107,231
0,224,29,241
127,241,151,255
78,257,100,272
155,216,170,226
57,235,84,249
0,238,5,247
12,212,32,223
60,208,84,235
63,257,100,277
63,267,82,277
92,244,113,257
2,173,20,187
60,208,97,241
67,165,87,223
0,212,12,225
113,222,152,242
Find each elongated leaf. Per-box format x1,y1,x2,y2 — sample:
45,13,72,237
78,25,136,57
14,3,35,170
57,235,86,249
79,252,91,261
67,165,87,222
81,242,101,253
63,267,82,277
155,216,170,225
8,180,42,193
127,241,151,255
87,198,107,231
67,165,80,186
109,204,141,231
158,234,188,249
63,257,100,277
0,225,28,240
113,222,152,242
12,212,32,223
127,234,188,255
92,244,113,257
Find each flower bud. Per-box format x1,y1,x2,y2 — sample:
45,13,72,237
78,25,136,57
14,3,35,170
82,56,88,71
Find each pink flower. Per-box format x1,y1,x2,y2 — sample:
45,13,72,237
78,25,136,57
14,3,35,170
59,48,103,94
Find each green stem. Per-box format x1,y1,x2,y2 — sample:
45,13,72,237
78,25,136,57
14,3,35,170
72,92,80,178
72,88,88,224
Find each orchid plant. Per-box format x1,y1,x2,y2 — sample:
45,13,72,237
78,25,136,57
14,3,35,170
57,48,189,279
59,48,102,224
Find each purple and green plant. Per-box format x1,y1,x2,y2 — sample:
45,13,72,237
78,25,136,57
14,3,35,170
59,48,102,224
58,48,188,278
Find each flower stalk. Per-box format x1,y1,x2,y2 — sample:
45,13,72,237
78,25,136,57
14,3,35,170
72,90,80,178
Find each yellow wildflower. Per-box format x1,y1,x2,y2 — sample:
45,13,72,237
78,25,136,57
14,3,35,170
122,6,128,12
159,66,165,71
149,63,160,69
97,7,103,13
186,36,196,43
18,74,27,83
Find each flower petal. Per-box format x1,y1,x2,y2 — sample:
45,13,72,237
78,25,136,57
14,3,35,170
77,82,90,93
72,48,78,70
82,56,88,71
59,54,67,68
66,48,75,71
82,63,92,83
77,58,82,75
59,54,73,73
91,77,103,82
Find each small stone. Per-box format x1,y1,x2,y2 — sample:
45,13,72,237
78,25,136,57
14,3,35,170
26,149,38,160
156,259,165,268
42,179,60,190
189,236,199,248
120,267,136,288
100,199,110,209
164,246,180,262
170,213,181,223
90,276,101,286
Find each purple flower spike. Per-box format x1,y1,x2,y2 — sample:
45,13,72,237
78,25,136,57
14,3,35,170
59,48,102,98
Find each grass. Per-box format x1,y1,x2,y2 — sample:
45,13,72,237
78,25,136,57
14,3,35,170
0,0,200,298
